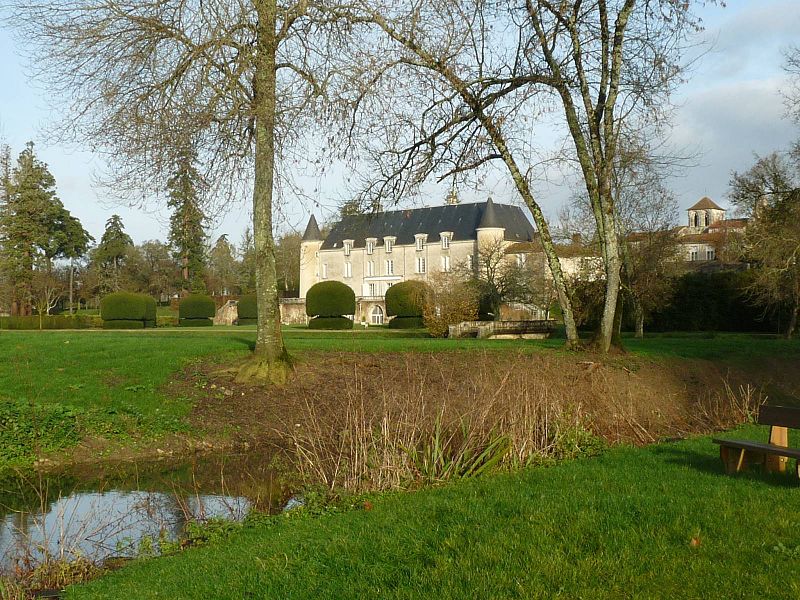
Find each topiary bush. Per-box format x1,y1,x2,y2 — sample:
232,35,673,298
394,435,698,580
388,316,425,329
306,281,356,318
102,319,145,329
179,294,216,327
100,292,157,328
308,316,354,329
237,294,257,325
385,281,428,318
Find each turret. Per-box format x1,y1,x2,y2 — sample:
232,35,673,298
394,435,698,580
476,197,506,249
299,215,323,298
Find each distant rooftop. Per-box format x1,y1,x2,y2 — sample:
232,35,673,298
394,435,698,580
688,197,724,211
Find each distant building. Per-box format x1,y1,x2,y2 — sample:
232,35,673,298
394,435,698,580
298,198,537,324
674,197,748,263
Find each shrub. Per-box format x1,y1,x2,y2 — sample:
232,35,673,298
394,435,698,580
237,318,257,326
100,292,157,327
179,294,216,320
238,294,257,321
306,281,355,317
0,315,102,330
423,272,480,337
103,319,145,329
179,319,213,327
308,316,354,329
388,316,425,329
385,281,428,317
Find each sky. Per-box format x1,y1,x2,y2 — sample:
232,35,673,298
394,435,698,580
0,0,798,246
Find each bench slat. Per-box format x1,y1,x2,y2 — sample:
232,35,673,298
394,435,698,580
712,438,800,460
757,405,800,429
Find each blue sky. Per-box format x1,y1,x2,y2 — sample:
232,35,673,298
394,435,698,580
1,0,799,245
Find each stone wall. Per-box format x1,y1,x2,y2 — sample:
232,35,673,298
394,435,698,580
280,298,308,325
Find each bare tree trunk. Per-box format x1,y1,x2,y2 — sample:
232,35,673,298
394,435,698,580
69,258,74,315
237,0,290,384
634,303,644,339
788,297,799,340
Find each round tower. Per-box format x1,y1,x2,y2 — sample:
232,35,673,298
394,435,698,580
299,214,323,299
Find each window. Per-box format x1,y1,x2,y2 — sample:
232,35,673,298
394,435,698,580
441,235,450,250
384,238,394,253
690,251,698,262
516,254,526,267
344,261,352,278
467,254,474,271
366,239,375,255
706,249,716,261
416,257,427,274
369,283,379,297
343,241,352,256
441,255,451,272
385,259,394,275
367,260,375,276
321,263,328,278
371,305,384,325
415,235,426,251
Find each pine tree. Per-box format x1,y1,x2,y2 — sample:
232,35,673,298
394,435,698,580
167,150,207,292
94,214,133,292
208,234,240,296
0,142,91,315
238,227,257,294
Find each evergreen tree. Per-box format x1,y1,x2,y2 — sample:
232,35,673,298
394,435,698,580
238,227,257,294
0,142,91,314
207,234,240,296
94,214,133,291
167,150,207,291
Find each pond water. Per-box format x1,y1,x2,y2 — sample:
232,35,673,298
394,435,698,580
0,448,286,573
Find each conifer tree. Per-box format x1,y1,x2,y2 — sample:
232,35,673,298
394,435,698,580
167,150,207,292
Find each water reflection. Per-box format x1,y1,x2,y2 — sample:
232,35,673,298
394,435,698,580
0,447,284,574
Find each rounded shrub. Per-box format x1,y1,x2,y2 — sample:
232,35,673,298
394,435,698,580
103,319,145,329
385,281,428,317
237,294,257,325
179,294,216,326
101,292,157,327
308,316,354,330
388,316,425,329
306,281,355,318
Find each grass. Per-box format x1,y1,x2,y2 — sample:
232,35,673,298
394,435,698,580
66,425,800,599
0,329,797,468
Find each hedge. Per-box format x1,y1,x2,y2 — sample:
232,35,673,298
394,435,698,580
100,292,157,327
238,294,258,321
388,316,425,329
306,281,355,317
0,315,102,330
102,319,145,329
237,318,257,326
385,281,428,317
179,294,216,320
179,319,213,327
308,316,354,330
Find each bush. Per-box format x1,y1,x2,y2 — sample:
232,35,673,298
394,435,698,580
238,294,257,321
179,294,216,320
0,315,102,330
237,318,257,326
306,281,355,317
157,316,179,328
388,316,425,329
101,292,157,327
103,319,145,329
385,281,428,317
179,319,213,327
308,316,354,330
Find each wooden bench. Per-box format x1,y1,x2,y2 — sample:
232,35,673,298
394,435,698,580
713,405,800,476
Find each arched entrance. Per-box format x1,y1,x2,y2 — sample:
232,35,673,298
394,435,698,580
371,305,384,325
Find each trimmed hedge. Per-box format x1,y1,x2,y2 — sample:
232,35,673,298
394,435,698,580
101,292,157,327
179,294,216,320
385,281,428,317
306,281,355,317
388,316,425,329
179,319,213,327
237,318,257,326
0,315,102,330
238,294,257,320
102,319,145,329
308,316,354,330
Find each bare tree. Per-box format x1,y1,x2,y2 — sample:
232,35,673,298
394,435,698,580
31,268,65,330
423,271,480,337
338,0,708,352
731,153,800,339
7,0,350,382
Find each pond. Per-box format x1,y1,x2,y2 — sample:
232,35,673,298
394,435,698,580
0,447,286,574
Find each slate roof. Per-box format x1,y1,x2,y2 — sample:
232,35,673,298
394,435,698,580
320,200,535,250
688,197,724,211
302,214,322,241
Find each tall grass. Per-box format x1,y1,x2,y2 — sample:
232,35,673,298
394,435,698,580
285,353,764,493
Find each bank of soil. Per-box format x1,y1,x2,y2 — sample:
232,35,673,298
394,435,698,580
184,350,798,449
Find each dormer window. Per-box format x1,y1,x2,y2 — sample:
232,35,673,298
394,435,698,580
415,234,427,252
440,232,452,250
343,240,353,256
366,238,376,255
384,237,395,253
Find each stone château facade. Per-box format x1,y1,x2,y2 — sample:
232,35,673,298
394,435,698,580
298,198,536,324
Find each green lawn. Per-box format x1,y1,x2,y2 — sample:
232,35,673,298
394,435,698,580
1,329,797,468
67,426,800,599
